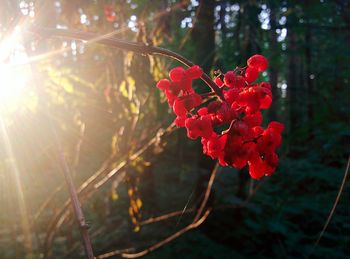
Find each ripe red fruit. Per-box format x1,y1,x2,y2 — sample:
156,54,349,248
185,65,203,79
224,71,236,87
104,5,116,22
234,75,246,88
175,116,186,127
231,121,249,136
214,77,224,88
247,54,268,72
243,112,263,127
169,67,185,82
156,79,170,90
268,121,285,134
248,157,266,179
245,67,259,83
173,99,187,117
197,107,208,116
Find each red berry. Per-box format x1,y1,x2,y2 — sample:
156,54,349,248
214,77,224,88
185,65,203,79
247,54,268,72
169,67,185,82
197,107,208,116
174,116,186,127
234,75,246,88
231,121,249,136
260,95,272,109
224,71,236,87
173,99,187,117
248,157,265,179
245,67,259,83
243,112,263,127
223,89,239,105
156,79,170,90
268,121,285,134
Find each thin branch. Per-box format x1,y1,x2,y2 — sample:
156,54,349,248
193,162,219,222
309,155,350,257
140,208,195,226
49,119,94,259
96,163,220,259
97,209,211,259
34,123,85,222
27,27,224,100
93,123,175,189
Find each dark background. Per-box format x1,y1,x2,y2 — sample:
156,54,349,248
0,0,349,258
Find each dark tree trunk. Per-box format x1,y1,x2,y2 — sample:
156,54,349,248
305,26,314,140
191,0,216,74
287,9,300,154
190,0,217,219
267,1,279,121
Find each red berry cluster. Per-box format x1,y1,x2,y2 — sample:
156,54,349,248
156,55,284,179
104,5,117,22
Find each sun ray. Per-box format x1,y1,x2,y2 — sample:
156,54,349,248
0,117,33,257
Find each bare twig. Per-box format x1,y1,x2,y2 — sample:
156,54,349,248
97,209,211,259
193,163,219,222
34,123,85,222
140,208,195,226
49,120,94,259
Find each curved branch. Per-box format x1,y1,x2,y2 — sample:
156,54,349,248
193,162,219,222
309,156,350,257
27,27,224,100
96,163,220,259
97,209,211,259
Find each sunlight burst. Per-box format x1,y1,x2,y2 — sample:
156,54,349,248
0,27,32,113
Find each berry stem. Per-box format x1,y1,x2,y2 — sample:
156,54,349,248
27,27,225,100
199,92,216,99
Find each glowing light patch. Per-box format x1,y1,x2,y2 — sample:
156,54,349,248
0,27,32,112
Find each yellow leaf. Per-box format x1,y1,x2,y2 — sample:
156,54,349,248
136,198,142,209
128,207,134,216
133,225,140,232
61,78,74,93
111,190,118,201
130,102,138,114
131,217,137,225
119,81,128,98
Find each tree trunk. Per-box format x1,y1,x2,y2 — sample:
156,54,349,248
287,9,300,154
191,0,216,74
267,2,279,121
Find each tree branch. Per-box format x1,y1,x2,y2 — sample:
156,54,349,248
27,27,224,100
48,119,94,259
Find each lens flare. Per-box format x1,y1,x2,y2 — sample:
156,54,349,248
0,26,32,113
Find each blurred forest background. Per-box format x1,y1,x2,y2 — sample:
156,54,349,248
0,0,350,258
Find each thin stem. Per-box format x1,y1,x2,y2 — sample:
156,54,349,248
309,155,350,257
193,162,219,222
27,27,224,100
49,118,94,259
97,209,211,259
